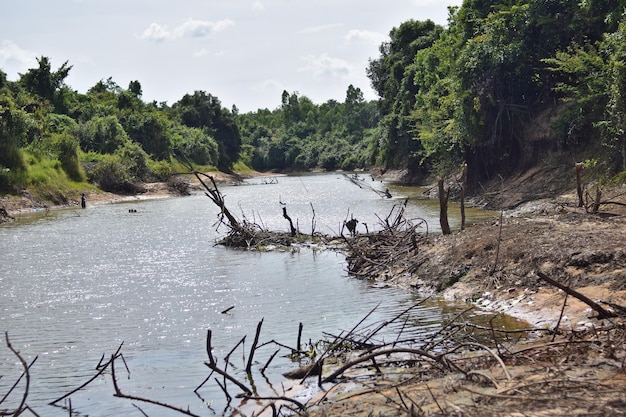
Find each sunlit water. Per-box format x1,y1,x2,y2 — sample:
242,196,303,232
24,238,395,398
0,173,497,416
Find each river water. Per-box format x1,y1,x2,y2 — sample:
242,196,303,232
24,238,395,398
0,173,496,416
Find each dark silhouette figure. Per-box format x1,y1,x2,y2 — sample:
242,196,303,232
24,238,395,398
345,218,358,236
81,194,86,209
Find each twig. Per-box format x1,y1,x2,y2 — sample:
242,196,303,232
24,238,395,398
261,349,280,374
49,343,125,406
553,293,569,342
321,347,443,383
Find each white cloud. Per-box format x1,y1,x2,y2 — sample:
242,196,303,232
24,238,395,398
141,18,234,42
252,79,285,93
298,53,353,80
252,1,265,11
0,41,37,67
140,23,171,42
345,29,386,45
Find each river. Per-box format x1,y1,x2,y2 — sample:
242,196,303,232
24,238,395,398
0,172,496,416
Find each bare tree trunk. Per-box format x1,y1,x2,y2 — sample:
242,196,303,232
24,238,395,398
459,164,467,231
575,162,584,208
438,178,451,235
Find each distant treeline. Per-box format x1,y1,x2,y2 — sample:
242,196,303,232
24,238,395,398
2,0,626,194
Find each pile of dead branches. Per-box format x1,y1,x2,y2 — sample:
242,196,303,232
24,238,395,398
344,200,429,281
181,163,337,250
3,298,626,417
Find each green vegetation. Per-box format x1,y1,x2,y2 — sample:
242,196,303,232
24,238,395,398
2,0,626,198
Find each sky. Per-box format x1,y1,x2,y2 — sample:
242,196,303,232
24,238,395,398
1,0,462,113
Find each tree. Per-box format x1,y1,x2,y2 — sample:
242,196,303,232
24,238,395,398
128,80,142,97
18,56,72,113
173,91,241,171
121,111,172,160
79,115,130,154
367,19,444,170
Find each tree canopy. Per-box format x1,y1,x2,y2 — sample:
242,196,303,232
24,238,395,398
2,0,626,194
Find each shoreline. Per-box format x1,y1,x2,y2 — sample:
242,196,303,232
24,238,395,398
3,172,623,329
3,170,626,415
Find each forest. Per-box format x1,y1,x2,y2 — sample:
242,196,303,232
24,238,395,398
2,0,626,197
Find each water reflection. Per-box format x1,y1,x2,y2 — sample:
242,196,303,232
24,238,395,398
0,173,501,416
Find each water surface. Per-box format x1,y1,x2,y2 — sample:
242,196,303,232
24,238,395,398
0,173,497,416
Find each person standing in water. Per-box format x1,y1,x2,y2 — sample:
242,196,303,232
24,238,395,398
81,193,86,209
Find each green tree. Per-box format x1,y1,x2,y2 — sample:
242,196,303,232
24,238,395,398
121,111,172,160
173,91,241,171
367,19,444,170
79,115,130,154
171,124,219,166
18,56,72,113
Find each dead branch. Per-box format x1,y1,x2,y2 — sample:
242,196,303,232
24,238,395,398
321,347,445,383
281,206,297,237
246,319,264,373
110,354,201,416
49,343,125,406
236,394,305,411
203,330,252,396
2,332,31,416
536,271,617,319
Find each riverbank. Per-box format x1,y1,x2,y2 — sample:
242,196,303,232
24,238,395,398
298,170,626,417
2,169,625,416
0,171,247,222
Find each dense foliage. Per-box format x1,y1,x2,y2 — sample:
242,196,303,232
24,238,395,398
2,0,626,195
369,0,626,182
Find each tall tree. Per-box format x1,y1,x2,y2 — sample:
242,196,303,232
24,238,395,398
367,19,444,171
19,56,72,113
173,91,241,171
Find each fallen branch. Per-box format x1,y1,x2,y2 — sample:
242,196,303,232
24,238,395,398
110,354,201,417
536,271,617,319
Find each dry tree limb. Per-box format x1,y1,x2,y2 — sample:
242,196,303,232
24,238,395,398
536,272,617,319
446,342,512,381
246,319,264,373
202,330,252,396
220,306,235,314
49,343,126,406
321,347,446,383
360,299,430,346
236,394,305,411
552,293,569,342
109,354,201,417
462,323,552,334
0,354,37,409
281,206,297,237
297,322,303,353
261,349,281,374
2,332,31,416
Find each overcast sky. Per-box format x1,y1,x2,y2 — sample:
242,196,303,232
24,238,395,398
1,0,462,113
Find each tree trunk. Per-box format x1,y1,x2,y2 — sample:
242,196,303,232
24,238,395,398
575,162,584,208
438,178,451,235
459,164,467,231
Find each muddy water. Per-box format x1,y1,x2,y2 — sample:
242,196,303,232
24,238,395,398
0,173,498,416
